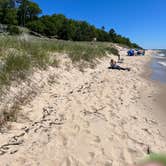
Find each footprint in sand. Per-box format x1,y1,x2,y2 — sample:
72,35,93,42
60,157,71,166
73,124,80,134
61,135,68,147
105,161,113,166
94,136,101,143
89,152,95,159
60,156,79,166
84,129,91,134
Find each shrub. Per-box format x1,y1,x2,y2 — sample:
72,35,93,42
27,20,45,34
7,25,21,35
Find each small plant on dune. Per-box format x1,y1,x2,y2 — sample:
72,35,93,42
31,51,49,69
7,25,22,35
50,58,59,67
0,52,31,86
0,102,21,127
105,47,119,56
141,153,166,166
68,43,117,63
3,109,18,122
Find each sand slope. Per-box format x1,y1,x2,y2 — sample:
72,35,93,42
0,52,166,166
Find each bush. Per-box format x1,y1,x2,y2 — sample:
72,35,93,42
27,20,45,34
7,25,21,35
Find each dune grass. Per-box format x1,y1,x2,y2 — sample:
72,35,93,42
0,52,31,84
140,153,166,166
0,35,119,89
146,153,166,165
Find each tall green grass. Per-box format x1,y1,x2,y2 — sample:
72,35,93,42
0,36,119,88
143,153,166,165
1,52,31,83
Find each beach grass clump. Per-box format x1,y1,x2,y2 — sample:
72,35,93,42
0,101,20,126
7,25,22,35
3,109,18,122
67,43,114,62
105,47,119,56
142,153,166,166
68,45,96,62
0,51,31,86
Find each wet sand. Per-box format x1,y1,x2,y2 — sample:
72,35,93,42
153,82,166,128
143,53,166,135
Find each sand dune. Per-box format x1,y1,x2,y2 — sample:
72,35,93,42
0,50,165,166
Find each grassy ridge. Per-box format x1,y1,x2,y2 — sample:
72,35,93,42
0,35,119,89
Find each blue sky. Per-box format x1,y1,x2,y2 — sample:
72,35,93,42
33,0,166,49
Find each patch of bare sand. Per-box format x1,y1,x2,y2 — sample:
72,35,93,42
0,51,165,166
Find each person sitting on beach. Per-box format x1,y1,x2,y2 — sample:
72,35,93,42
109,59,130,71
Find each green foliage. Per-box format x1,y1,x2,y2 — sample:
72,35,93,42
96,29,110,41
105,47,119,56
26,13,141,48
0,0,18,25
143,153,166,165
7,25,21,35
17,0,42,26
17,0,28,26
0,0,12,8
68,45,99,62
4,8,18,25
26,1,42,21
0,0,141,48
27,20,45,33
40,15,59,36
132,43,142,49
71,21,96,41
108,28,140,48
0,51,31,85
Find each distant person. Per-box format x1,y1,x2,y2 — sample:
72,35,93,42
117,54,124,63
118,54,120,61
109,59,130,71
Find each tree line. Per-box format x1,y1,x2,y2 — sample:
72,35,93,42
0,0,141,48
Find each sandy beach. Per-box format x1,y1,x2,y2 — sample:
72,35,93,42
0,49,166,166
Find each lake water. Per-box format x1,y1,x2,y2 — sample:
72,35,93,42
151,50,166,83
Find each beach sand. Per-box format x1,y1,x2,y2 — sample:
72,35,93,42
0,49,166,166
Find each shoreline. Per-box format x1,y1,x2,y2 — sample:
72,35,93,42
143,53,166,130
